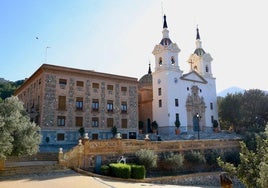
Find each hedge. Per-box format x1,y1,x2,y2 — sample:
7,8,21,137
131,164,146,179
109,163,131,179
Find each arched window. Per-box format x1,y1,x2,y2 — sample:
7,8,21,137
205,65,209,73
159,57,163,66
171,56,175,65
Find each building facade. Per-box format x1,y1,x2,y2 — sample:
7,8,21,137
15,64,138,147
139,15,218,136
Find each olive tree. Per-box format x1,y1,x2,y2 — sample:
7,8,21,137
0,96,41,160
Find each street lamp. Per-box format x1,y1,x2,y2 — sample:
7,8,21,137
196,113,201,139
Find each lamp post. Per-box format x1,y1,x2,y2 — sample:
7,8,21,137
196,113,200,139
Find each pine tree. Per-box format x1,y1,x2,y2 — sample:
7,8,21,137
217,125,268,188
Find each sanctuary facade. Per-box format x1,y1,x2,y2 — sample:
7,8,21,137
15,15,218,147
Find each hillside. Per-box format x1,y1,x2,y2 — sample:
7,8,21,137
217,86,245,97
0,78,25,99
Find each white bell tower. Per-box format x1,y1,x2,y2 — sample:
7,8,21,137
152,15,183,135
187,27,213,78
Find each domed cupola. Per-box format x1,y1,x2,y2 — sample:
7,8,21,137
138,64,152,88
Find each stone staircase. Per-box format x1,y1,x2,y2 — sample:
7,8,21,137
0,153,69,178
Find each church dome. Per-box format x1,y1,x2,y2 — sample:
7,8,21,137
194,48,205,56
139,73,152,88
160,38,172,46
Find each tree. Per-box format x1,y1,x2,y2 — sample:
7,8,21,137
0,96,41,160
0,79,24,100
111,126,117,137
241,89,268,132
135,149,157,171
78,127,85,137
218,89,268,133
218,93,243,131
217,124,268,188
151,121,158,131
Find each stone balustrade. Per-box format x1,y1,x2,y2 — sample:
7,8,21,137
59,137,241,169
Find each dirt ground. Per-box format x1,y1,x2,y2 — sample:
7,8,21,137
0,170,216,188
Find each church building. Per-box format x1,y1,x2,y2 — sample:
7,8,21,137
139,15,218,136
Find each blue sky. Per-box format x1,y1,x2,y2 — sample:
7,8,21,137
1,0,267,93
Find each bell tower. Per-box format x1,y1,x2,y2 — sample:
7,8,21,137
152,15,181,73
188,27,213,78
152,15,183,135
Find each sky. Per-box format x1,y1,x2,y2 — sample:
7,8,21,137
1,0,267,93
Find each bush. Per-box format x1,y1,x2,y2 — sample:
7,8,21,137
109,163,131,179
100,165,110,176
204,149,221,166
131,164,146,179
162,152,184,171
222,150,240,166
135,149,157,170
184,150,206,165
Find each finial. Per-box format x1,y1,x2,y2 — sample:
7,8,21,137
148,63,152,74
163,14,168,28
196,25,201,40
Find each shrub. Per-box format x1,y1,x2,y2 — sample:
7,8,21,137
162,152,184,171
131,164,146,179
184,150,206,165
135,149,157,170
204,149,221,166
100,165,110,176
109,163,131,179
222,150,240,166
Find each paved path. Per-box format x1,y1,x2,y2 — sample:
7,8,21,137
5,161,57,167
0,170,216,188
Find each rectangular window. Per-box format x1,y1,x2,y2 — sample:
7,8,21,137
59,79,67,85
121,119,127,128
107,85,114,90
92,83,99,89
92,99,99,111
58,96,66,110
176,113,179,121
57,133,65,141
57,116,66,126
210,102,213,110
92,117,99,127
175,98,179,107
92,133,98,140
211,115,214,123
121,86,127,92
107,100,113,112
122,134,128,139
158,88,162,96
75,117,83,127
158,99,162,108
76,97,83,110
121,101,127,113
76,81,84,87
107,118,113,128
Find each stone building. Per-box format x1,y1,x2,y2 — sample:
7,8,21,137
15,64,138,147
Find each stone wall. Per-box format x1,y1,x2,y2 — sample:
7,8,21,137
59,138,241,170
